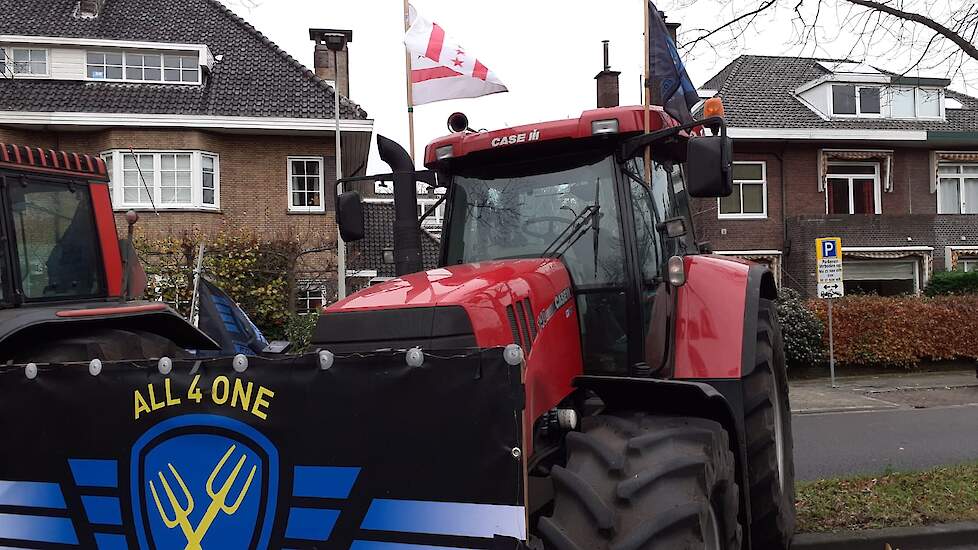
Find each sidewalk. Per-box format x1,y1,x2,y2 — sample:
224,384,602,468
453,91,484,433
790,370,978,414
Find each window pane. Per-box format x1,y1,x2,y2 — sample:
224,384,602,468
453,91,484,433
852,178,875,213
87,52,104,64
719,185,741,214
293,192,306,206
306,161,320,175
176,154,191,170
106,53,123,65
126,67,142,80
742,183,764,214
964,178,978,214
181,69,197,82
859,87,881,114
891,87,915,117
177,189,191,203
203,189,215,205
202,155,215,171
832,84,856,115
29,61,45,74
161,155,175,170
939,164,961,175
917,89,941,117
145,55,161,67
939,178,961,214
12,49,28,62
144,67,161,81
293,178,306,192
292,161,305,175
181,56,197,67
733,163,763,180
106,66,123,79
164,68,180,81
161,188,176,202
164,55,180,68
963,165,978,174
32,50,46,62
828,178,849,214
87,67,104,79
306,177,320,192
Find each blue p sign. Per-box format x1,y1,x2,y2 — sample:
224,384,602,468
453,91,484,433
822,240,837,258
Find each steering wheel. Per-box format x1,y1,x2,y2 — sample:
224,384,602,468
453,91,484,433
522,216,572,241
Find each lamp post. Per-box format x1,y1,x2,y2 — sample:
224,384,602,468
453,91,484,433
321,32,349,299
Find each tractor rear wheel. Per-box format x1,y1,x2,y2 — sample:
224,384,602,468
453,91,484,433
742,298,796,549
538,413,741,550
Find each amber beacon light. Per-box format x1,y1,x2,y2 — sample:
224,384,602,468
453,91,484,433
703,96,725,119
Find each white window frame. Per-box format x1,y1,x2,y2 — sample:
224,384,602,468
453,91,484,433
296,287,325,315
417,198,446,229
824,161,882,215
101,150,220,211
718,161,767,219
830,84,882,118
86,49,199,84
914,87,944,119
288,156,326,213
936,162,978,214
2,47,49,77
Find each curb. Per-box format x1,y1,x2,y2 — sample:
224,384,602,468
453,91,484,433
792,521,978,549
791,404,899,415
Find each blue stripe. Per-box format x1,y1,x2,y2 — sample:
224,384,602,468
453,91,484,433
81,495,123,525
68,459,118,488
94,533,129,550
284,507,339,541
292,466,360,499
351,543,469,550
0,481,66,509
361,500,525,539
0,513,78,544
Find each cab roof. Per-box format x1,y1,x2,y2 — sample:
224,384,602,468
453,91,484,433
0,143,108,181
423,105,678,167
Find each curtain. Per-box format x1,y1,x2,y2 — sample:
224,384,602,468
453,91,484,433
930,151,978,193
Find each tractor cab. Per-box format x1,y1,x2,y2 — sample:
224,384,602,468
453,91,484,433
336,105,732,375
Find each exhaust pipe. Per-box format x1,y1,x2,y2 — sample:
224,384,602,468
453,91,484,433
377,135,423,276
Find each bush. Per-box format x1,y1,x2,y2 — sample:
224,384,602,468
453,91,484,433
136,231,320,341
809,295,978,368
284,313,319,354
776,288,826,369
925,270,978,296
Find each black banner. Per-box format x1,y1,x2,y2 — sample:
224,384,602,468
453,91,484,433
0,348,526,549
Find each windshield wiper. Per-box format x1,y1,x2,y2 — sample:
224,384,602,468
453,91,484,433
542,204,600,258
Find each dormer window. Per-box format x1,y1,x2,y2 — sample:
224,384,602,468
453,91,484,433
1,47,48,76
889,87,941,118
831,84,880,116
87,50,199,83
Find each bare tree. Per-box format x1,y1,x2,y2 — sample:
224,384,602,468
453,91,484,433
673,0,978,86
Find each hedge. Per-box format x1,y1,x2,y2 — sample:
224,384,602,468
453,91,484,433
777,288,826,369
809,295,978,367
925,270,978,296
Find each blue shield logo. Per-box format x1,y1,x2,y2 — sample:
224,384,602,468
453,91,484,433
130,415,278,550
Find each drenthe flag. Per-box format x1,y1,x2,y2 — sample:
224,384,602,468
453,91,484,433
648,2,699,124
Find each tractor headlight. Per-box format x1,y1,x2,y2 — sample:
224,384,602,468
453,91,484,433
591,119,619,135
667,256,686,287
435,145,454,160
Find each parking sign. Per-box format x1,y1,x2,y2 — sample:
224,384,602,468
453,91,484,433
815,237,844,299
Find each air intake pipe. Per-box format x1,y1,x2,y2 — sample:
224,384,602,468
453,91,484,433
377,135,423,276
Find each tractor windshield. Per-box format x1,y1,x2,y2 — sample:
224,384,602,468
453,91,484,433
8,180,105,300
445,156,625,290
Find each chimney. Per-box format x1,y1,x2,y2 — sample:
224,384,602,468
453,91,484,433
309,29,353,97
595,40,620,108
79,0,105,17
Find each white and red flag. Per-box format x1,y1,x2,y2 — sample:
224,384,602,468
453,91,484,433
404,4,508,105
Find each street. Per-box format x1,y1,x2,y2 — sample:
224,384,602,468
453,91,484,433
793,403,978,481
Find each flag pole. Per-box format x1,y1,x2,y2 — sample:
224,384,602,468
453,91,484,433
643,0,652,185
403,0,416,162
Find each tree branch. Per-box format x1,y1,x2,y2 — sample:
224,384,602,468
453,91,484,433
844,0,978,61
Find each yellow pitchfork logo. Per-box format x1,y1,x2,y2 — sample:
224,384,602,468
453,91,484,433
148,444,257,550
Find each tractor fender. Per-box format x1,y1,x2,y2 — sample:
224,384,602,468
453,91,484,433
674,256,777,379
574,374,753,548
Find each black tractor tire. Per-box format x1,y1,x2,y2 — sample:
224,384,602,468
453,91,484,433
10,328,188,363
538,413,741,550
742,298,796,549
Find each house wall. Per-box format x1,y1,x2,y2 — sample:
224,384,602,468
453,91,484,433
691,140,978,295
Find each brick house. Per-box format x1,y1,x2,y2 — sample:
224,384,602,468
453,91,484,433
695,55,978,296
0,0,373,312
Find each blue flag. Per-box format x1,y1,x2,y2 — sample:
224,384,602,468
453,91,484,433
648,2,699,124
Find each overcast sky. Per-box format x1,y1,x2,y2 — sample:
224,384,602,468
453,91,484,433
222,0,973,171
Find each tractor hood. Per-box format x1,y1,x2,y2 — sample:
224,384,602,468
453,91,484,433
317,258,573,351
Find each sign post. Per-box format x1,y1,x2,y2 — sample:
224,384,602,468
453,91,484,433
815,237,844,388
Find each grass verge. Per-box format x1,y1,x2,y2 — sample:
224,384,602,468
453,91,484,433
796,462,978,533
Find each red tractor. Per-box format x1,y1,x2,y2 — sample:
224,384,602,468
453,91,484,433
0,144,216,363
324,105,795,549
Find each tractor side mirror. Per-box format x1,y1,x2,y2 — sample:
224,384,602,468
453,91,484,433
336,191,365,242
685,134,733,198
